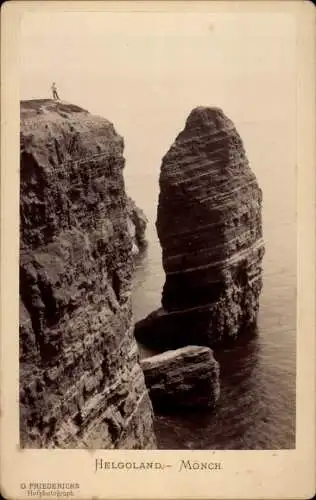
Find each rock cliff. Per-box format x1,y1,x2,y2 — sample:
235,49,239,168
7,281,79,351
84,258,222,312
19,99,156,448
126,197,148,256
135,106,265,350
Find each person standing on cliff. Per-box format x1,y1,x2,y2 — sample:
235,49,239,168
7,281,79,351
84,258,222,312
51,82,60,100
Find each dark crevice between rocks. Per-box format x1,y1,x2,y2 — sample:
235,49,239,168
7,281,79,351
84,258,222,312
111,270,121,303
104,415,122,445
20,265,61,365
37,278,58,327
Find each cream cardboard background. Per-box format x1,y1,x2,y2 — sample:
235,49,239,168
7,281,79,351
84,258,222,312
1,1,315,498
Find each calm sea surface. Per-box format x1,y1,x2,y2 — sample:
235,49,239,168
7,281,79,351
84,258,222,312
125,121,296,450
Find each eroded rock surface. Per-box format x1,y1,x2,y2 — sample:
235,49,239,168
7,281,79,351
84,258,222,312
126,197,148,256
19,99,156,449
135,106,264,349
140,346,220,411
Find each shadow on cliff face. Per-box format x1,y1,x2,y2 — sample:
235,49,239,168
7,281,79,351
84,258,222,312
159,207,227,312
137,318,258,359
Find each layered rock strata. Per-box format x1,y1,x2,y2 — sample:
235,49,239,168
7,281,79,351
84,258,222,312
140,346,220,411
19,99,156,448
135,106,264,349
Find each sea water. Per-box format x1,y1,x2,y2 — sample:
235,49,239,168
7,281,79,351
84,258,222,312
125,121,296,450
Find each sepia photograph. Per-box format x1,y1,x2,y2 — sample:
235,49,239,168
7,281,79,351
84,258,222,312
1,1,315,499
19,7,296,451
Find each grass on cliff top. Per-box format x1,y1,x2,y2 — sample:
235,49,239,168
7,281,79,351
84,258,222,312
21,99,88,115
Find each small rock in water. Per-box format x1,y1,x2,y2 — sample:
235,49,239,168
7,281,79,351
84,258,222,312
140,345,220,412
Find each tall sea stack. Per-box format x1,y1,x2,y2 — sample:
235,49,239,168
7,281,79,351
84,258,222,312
135,106,265,350
19,99,156,448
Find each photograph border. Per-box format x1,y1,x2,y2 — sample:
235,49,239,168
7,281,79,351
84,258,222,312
1,1,315,499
